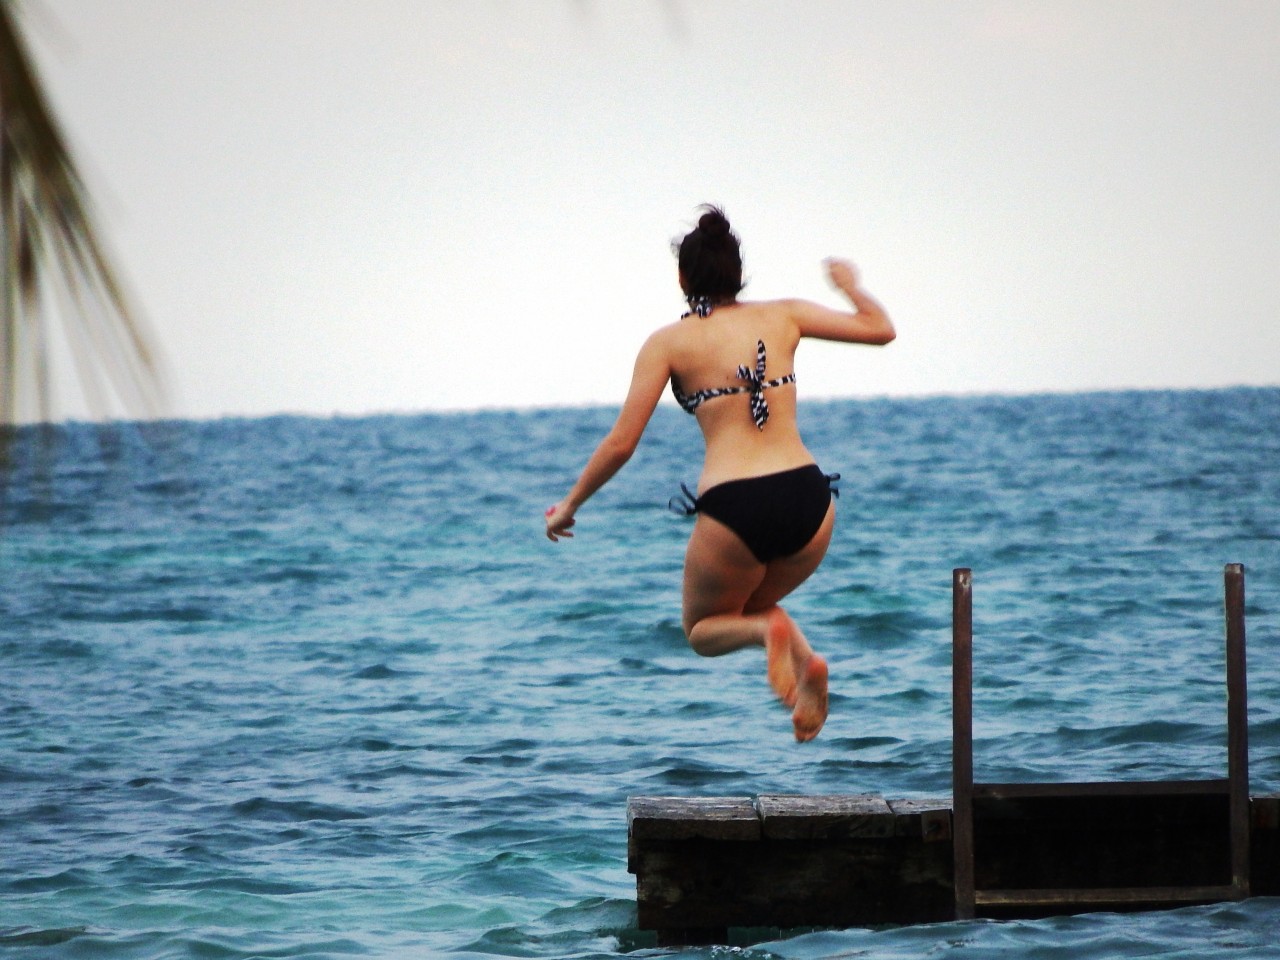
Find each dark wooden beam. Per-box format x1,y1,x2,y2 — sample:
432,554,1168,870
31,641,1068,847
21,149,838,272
952,568,975,920
975,780,1230,800
1225,563,1250,898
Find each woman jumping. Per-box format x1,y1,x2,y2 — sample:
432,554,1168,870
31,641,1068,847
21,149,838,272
544,206,894,741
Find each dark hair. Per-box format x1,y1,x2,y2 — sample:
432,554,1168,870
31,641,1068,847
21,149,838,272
674,205,744,302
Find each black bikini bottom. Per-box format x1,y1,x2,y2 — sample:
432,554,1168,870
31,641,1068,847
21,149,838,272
671,464,839,563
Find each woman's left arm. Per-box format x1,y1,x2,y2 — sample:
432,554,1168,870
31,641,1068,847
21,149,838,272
545,331,671,541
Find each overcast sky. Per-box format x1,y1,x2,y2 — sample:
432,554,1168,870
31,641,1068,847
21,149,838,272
24,0,1280,421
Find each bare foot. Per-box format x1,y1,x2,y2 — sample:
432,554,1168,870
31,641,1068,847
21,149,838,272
792,654,829,742
764,608,798,707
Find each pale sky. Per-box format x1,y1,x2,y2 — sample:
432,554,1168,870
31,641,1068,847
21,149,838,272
24,0,1280,421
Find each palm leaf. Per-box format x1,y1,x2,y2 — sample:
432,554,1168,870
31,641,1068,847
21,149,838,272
1,0,164,453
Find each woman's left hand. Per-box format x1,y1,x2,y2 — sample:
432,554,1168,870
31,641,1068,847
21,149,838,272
545,502,576,541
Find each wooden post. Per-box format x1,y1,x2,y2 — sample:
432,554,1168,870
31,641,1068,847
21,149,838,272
1225,563,1250,898
952,568,974,919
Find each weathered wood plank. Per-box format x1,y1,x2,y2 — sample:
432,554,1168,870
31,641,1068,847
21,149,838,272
627,796,760,841
976,884,1240,907
975,780,1230,800
756,794,895,839
888,798,953,841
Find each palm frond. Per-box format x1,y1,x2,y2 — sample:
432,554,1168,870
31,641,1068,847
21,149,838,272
1,0,165,445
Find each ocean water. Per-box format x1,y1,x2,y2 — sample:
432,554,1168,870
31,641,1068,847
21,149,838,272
2,387,1279,959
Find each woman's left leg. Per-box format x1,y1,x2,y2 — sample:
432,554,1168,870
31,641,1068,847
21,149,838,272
680,514,771,654
681,504,835,740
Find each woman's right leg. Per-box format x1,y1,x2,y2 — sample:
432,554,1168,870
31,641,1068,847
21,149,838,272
744,503,835,740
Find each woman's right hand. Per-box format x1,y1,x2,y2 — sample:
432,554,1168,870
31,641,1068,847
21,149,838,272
824,257,860,294
545,501,576,542
794,258,894,345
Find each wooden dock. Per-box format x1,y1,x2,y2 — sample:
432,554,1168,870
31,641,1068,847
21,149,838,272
628,565,1277,945
628,791,1280,945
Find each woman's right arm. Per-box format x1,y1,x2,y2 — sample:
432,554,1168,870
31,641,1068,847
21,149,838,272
789,258,895,345
544,329,671,541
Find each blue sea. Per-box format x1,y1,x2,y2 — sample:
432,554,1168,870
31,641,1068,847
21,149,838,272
3,387,1279,959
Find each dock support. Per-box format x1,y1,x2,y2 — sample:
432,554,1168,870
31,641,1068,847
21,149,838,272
628,794,954,944
1226,563,1250,898
952,568,975,919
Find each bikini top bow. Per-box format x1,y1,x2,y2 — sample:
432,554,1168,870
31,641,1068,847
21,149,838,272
669,339,796,430
737,340,794,430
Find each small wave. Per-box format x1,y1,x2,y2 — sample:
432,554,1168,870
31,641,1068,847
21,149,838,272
555,604,616,623
871,687,938,706
239,714,288,729
544,673,585,688
538,895,637,930
1008,693,1086,711
0,765,50,784
174,933,367,958
174,876,317,896
124,777,188,801
6,869,92,894
1251,716,1280,740
645,764,748,787
355,762,456,782
462,752,533,768
1057,719,1209,747
455,851,570,898
349,737,414,752
59,604,213,624
677,699,734,718
823,609,941,644
826,735,903,750
256,565,326,585
229,797,369,823
0,927,88,947
616,655,696,676
818,757,913,772
36,637,96,659
350,663,410,680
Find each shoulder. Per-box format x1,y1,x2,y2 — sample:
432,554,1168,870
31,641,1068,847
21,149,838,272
734,298,810,322
642,316,703,357
628,322,684,378
648,318,684,340
775,297,824,318
640,320,680,354
735,299,805,344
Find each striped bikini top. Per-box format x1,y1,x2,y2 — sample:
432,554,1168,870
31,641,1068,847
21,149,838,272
670,338,796,430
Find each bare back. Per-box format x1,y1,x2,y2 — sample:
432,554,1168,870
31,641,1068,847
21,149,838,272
662,301,814,491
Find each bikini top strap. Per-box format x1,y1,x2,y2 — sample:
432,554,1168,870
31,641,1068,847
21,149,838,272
669,336,795,428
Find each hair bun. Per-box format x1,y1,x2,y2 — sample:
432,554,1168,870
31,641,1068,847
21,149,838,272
697,206,731,239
